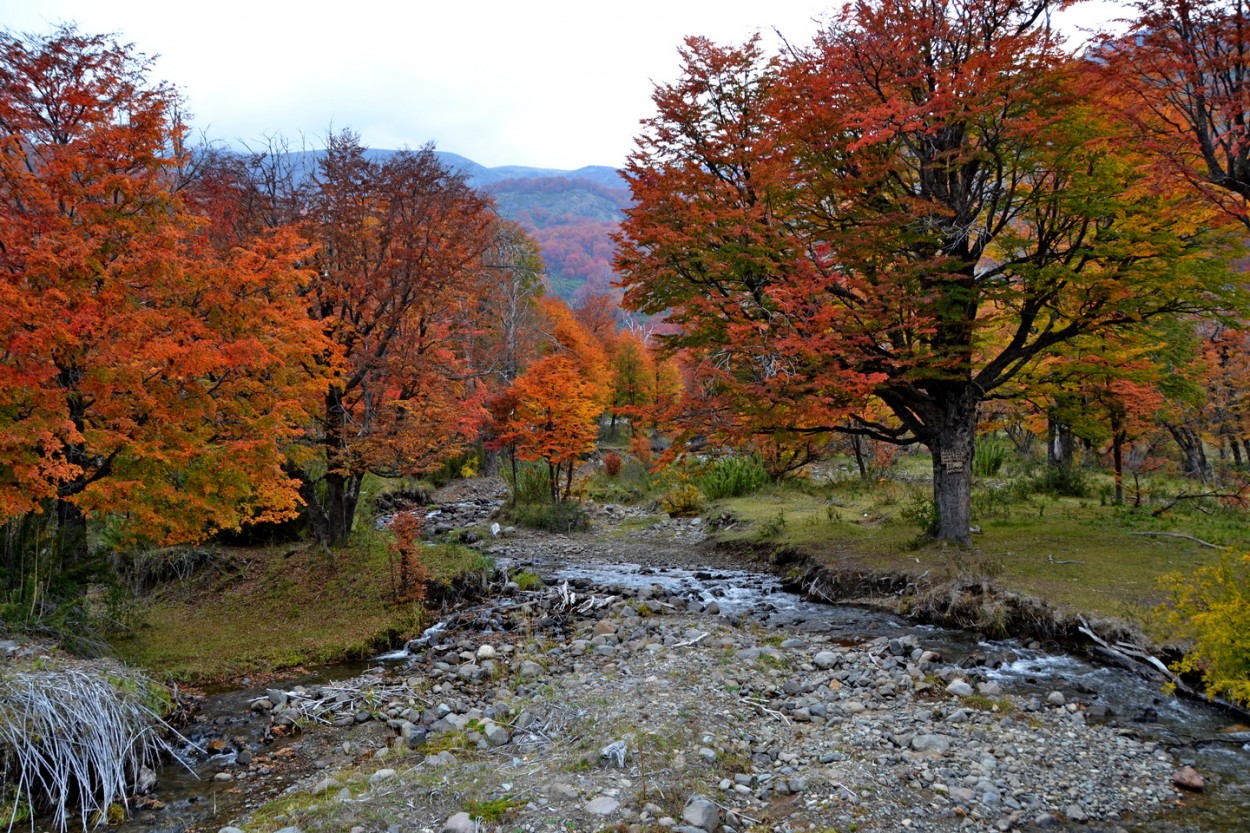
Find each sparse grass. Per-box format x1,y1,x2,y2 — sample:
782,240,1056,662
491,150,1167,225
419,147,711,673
510,569,545,591
111,529,491,683
961,694,1013,714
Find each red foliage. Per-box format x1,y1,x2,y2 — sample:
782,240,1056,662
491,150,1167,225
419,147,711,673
386,512,427,603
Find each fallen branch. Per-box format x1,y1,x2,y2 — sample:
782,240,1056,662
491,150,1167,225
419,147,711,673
1047,555,1085,565
1151,487,1249,518
741,697,791,724
672,632,708,648
1077,616,1192,696
1131,531,1224,550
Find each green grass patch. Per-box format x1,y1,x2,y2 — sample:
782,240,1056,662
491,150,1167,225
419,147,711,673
111,530,491,683
710,461,1250,634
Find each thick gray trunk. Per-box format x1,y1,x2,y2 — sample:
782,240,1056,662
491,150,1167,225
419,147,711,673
926,389,977,545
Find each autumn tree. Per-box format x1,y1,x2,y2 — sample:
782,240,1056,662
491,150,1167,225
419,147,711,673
301,132,497,544
491,297,609,502
459,217,546,387
617,0,1243,544
0,26,330,566
1101,0,1250,229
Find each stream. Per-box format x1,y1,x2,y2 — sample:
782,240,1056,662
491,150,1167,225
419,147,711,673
123,558,1250,833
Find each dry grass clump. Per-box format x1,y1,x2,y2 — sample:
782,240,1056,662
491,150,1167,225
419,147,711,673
0,659,176,831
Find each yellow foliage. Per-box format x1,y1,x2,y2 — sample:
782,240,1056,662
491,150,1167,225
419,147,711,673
1160,552,1250,706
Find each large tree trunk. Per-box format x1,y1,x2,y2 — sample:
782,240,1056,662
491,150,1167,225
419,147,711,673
925,386,977,545
55,385,91,568
323,470,362,544
54,496,88,569
314,385,363,546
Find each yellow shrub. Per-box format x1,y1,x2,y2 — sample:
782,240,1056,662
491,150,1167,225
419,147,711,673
1160,552,1250,706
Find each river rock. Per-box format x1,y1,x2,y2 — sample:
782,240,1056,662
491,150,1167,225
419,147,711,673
519,660,544,678
476,644,497,660
1066,803,1089,822
442,812,476,833
1172,766,1205,791
946,679,974,697
911,734,951,755
312,778,341,795
813,651,839,669
483,722,511,746
683,794,720,831
585,796,621,815
1047,691,1066,706
369,768,396,786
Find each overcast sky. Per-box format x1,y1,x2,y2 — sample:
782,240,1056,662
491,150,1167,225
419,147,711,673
5,0,1128,170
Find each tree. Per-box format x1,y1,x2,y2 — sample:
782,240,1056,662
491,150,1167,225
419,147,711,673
0,26,330,562
1102,0,1250,229
459,218,546,387
490,297,609,502
617,0,1243,544
301,132,497,544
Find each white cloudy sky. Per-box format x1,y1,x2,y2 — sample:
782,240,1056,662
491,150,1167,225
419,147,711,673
5,0,1128,170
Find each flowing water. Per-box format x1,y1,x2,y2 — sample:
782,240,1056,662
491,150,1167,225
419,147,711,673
122,560,1250,833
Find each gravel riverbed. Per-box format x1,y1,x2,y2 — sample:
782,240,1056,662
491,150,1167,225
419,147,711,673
209,573,1199,833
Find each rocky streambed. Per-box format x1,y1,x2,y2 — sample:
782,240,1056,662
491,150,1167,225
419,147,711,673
126,569,1247,833
110,482,1248,833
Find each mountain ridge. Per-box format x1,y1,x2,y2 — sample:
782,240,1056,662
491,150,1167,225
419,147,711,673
255,147,628,301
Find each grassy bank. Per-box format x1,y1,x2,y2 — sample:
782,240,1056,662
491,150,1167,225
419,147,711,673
110,533,491,683
701,460,1249,639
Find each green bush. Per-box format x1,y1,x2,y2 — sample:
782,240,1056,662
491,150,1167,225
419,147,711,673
972,438,1009,478
503,460,551,506
698,455,770,500
754,512,787,542
1161,552,1250,706
510,501,589,533
901,492,939,536
510,569,545,591
1030,465,1090,497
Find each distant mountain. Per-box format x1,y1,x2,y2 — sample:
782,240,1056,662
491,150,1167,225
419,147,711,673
433,154,629,302
256,148,628,301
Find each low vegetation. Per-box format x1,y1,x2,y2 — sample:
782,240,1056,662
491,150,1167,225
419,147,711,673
0,656,175,831
109,532,490,683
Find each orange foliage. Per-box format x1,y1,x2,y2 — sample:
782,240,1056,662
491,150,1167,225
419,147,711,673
0,27,331,551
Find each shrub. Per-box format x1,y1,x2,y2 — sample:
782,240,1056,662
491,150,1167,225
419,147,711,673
510,569,544,591
754,511,787,541
1160,552,1250,706
972,438,1009,478
503,460,551,506
1031,465,1090,497
698,455,769,500
602,451,623,477
386,512,428,603
659,483,704,517
510,501,590,533
901,492,939,536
